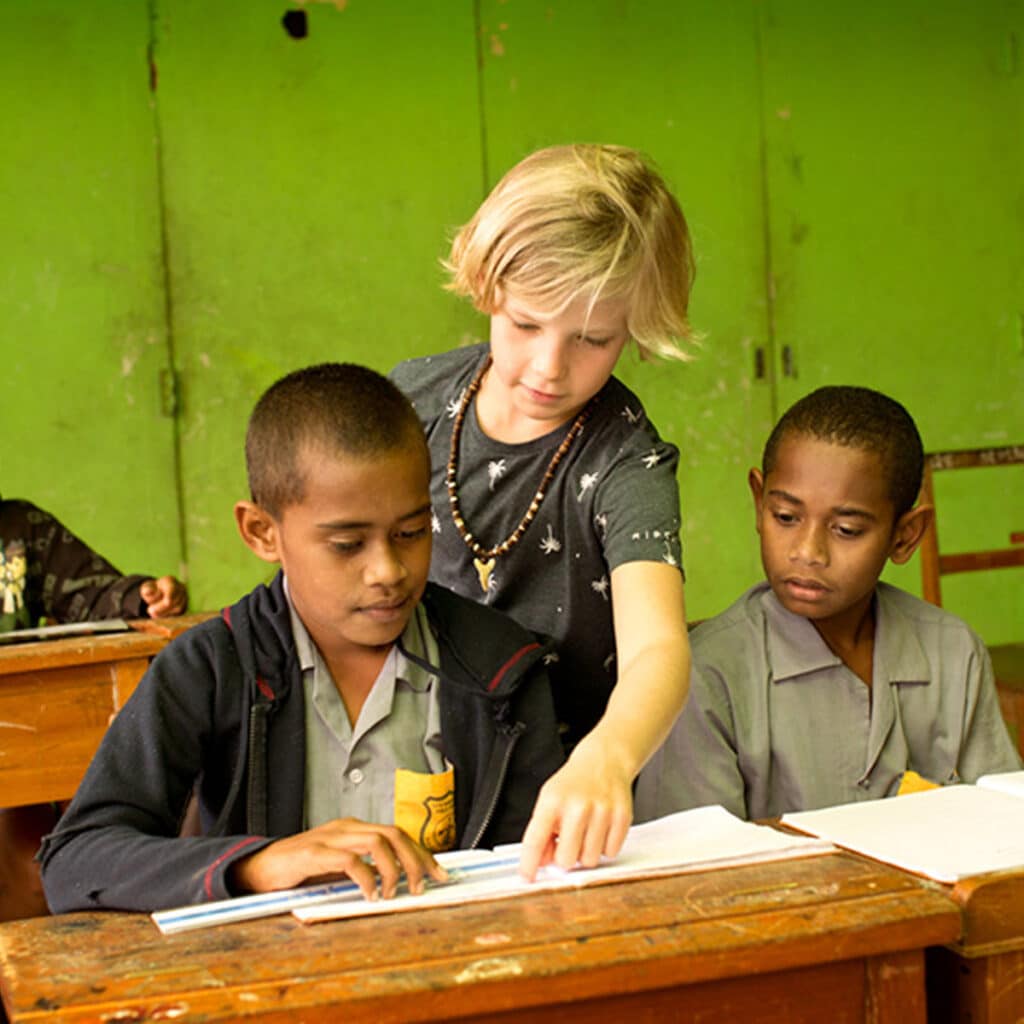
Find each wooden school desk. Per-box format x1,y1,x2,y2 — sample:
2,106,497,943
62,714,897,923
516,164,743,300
0,615,210,808
927,867,1024,1024
0,852,959,1023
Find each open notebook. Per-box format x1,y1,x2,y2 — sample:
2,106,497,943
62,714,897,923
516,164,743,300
782,771,1024,885
152,804,833,934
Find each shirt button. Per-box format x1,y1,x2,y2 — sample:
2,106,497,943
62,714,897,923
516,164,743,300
349,768,365,785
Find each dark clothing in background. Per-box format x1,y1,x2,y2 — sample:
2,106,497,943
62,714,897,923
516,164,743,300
0,498,150,633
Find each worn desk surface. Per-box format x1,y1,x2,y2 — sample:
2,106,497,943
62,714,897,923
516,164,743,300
0,851,959,1023
927,867,1024,1024
0,614,211,807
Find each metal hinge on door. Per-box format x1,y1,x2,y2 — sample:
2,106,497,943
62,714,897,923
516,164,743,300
781,345,796,378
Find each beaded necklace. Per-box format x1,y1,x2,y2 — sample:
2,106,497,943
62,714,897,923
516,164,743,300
446,356,593,592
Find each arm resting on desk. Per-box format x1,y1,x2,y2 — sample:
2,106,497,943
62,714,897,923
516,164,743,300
38,618,276,913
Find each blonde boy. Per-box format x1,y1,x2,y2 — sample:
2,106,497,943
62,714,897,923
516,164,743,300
392,144,698,878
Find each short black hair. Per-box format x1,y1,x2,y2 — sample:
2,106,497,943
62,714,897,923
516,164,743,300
763,385,924,518
245,363,427,518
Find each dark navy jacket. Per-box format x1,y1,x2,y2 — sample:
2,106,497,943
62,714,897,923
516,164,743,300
40,574,564,912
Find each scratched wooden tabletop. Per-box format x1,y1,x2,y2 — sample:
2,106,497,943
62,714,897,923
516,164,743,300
0,851,960,1023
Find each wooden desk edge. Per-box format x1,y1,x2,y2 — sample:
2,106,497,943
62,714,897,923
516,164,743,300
0,613,215,674
944,868,1024,956
0,857,962,1024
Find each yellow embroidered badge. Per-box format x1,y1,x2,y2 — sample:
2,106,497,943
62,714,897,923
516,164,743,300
394,764,456,852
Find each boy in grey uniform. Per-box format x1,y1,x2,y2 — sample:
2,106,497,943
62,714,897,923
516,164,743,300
636,386,1020,821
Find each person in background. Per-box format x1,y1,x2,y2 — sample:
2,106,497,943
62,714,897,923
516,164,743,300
635,386,1021,822
0,496,188,921
0,496,187,632
391,143,697,880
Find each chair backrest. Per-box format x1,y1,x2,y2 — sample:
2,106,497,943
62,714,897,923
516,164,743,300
919,444,1024,606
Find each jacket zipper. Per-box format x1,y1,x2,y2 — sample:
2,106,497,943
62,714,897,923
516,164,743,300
246,703,270,835
466,721,524,849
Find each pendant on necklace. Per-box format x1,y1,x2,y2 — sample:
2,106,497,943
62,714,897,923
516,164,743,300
473,557,496,592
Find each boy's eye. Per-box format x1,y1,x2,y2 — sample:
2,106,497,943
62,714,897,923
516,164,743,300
513,320,539,332
330,539,362,553
396,526,429,542
835,524,864,539
580,334,613,348
772,510,797,525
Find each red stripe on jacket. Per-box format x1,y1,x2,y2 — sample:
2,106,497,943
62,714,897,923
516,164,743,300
204,836,265,900
488,642,541,693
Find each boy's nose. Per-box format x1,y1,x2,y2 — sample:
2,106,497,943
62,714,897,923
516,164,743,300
531,336,568,380
791,524,829,566
364,543,407,586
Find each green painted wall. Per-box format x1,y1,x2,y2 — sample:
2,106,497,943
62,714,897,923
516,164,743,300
0,2,182,581
1,1,1020,643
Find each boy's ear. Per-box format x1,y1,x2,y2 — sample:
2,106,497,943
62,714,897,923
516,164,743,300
888,503,934,565
234,501,283,565
748,468,765,530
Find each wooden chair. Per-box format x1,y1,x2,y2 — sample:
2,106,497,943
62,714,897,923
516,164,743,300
919,445,1024,756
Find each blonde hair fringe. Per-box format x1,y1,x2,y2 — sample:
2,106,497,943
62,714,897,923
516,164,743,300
444,144,699,361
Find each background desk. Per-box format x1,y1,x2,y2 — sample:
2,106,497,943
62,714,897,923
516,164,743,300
0,852,959,1023
928,868,1024,1024
0,615,210,808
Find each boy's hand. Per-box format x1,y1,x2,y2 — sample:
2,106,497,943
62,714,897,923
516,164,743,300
140,575,188,618
229,818,449,901
518,735,633,882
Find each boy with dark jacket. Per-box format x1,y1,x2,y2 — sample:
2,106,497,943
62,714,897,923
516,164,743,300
41,363,564,913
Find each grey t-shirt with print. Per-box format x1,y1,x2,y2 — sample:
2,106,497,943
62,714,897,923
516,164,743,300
391,343,684,749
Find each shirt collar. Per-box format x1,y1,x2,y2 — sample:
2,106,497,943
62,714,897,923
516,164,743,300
394,604,439,693
283,576,438,692
761,585,841,682
283,577,318,673
760,581,932,687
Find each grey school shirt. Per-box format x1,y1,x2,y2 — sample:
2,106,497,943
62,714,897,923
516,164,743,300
286,585,446,828
635,581,1022,822
391,343,684,749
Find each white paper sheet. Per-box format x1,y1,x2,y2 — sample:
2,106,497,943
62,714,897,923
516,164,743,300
152,806,831,934
783,784,1024,884
977,770,1024,800
293,805,833,925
